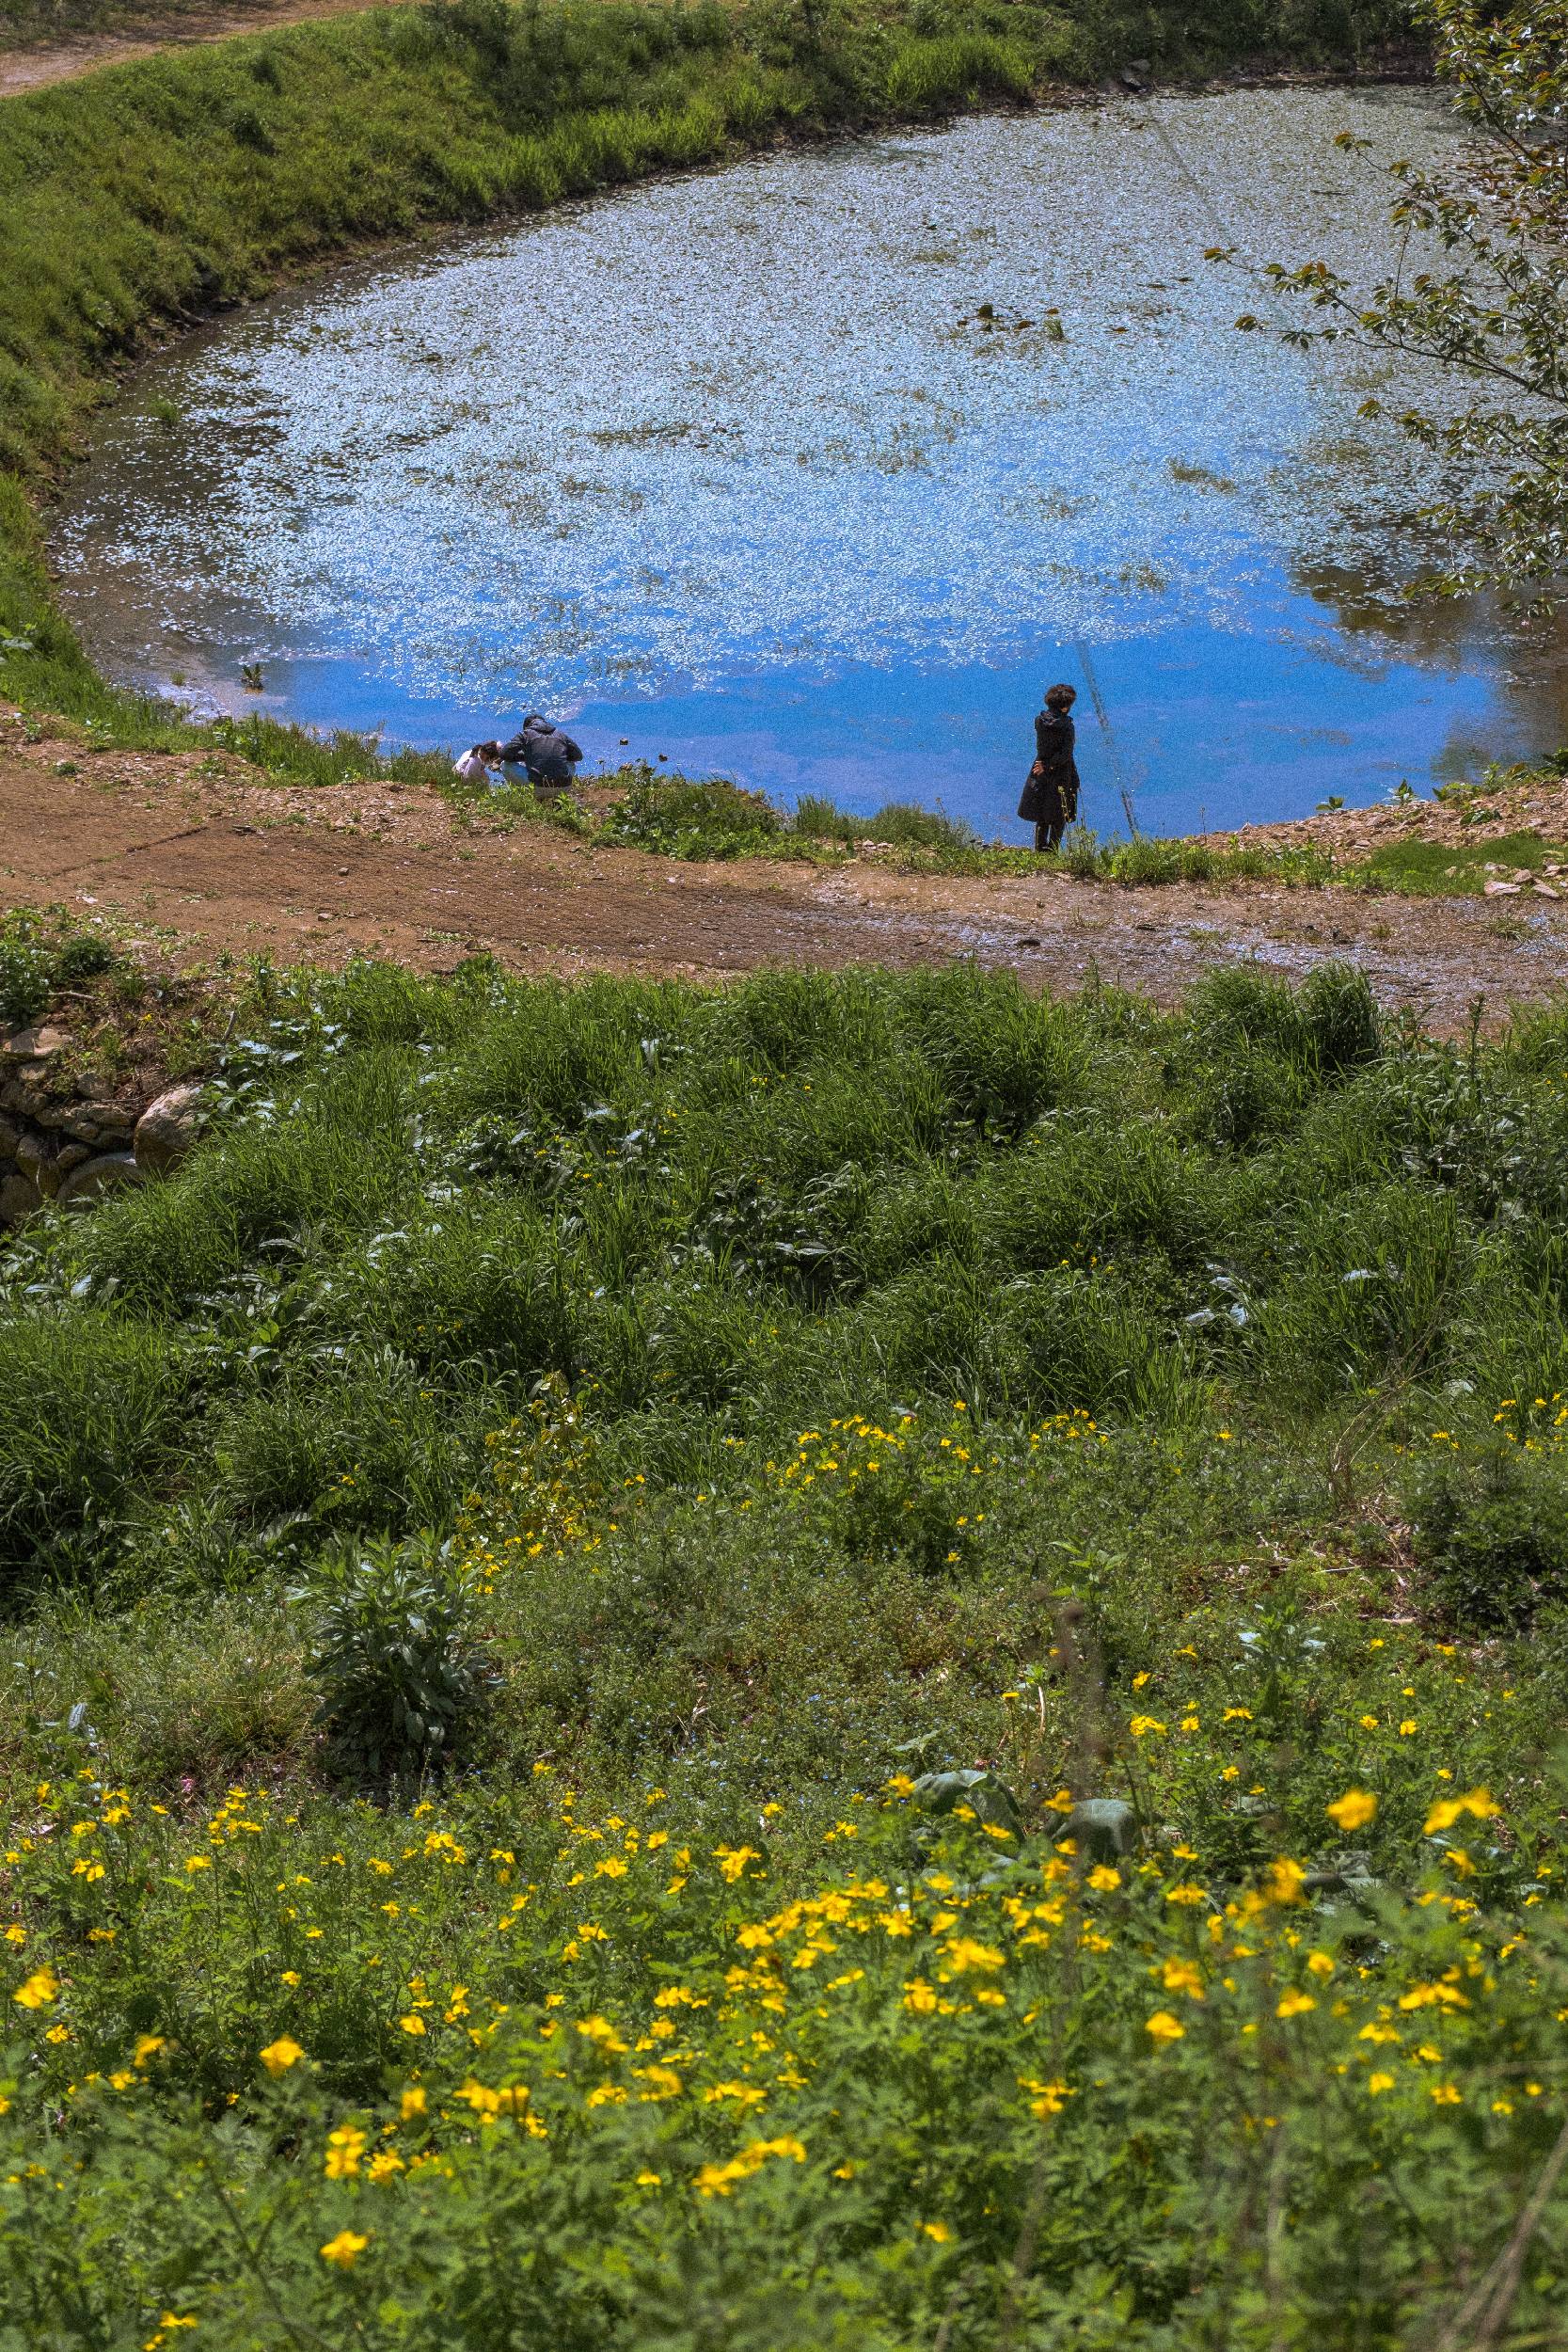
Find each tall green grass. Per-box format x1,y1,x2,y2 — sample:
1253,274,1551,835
3,951,1565,1619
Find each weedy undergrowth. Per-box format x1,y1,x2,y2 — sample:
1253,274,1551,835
295,1536,487,1776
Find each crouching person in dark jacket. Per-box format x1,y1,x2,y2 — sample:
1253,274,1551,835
481,714,585,794
1018,683,1079,852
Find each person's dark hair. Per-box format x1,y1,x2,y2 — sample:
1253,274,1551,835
1044,682,1077,711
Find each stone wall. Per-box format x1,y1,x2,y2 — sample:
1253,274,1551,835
0,1024,202,1226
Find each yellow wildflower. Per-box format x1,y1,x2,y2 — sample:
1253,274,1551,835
319,2231,369,2269
1398,1981,1468,2011
692,2134,806,2197
1263,1858,1307,1906
1424,1788,1500,1836
1161,1958,1205,2001
324,2125,366,2179
941,1936,1004,1975
577,2014,629,2054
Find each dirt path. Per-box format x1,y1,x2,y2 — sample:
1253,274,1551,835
8,712,1568,1028
0,0,378,94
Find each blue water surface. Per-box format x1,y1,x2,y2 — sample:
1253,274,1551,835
258,568,1518,839
51,89,1568,840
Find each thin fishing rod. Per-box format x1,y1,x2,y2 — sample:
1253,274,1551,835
1060,108,1224,843
1144,101,1295,330
1064,99,1292,840
1071,638,1140,836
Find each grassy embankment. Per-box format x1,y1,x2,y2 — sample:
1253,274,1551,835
454,752,1568,893
8,930,1568,2339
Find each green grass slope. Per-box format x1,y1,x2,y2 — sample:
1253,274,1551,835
5,951,1568,2341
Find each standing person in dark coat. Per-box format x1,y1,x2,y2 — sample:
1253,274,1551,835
475,714,585,793
1018,682,1079,852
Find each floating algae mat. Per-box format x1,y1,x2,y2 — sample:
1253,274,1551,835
53,88,1568,837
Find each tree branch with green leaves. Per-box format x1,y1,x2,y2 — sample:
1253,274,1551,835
1213,0,1568,597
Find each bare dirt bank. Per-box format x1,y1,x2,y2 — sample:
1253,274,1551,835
0,0,381,93
8,711,1568,1030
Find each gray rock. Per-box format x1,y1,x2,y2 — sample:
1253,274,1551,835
15,1134,55,1191
1056,1798,1138,1863
134,1081,205,1176
54,1143,92,1181
65,1104,134,1145
911,1768,1024,1838
73,1071,119,1102
55,1152,143,1207
1,1024,70,1063
0,1171,40,1226
1,1076,47,1119
1304,1851,1384,1904
0,1112,18,1160
59,1105,135,1144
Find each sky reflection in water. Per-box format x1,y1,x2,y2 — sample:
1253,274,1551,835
52,88,1568,838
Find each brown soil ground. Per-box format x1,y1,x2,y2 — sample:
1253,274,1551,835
0,0,379,92
0,7,1434,96
8,709,1568,1031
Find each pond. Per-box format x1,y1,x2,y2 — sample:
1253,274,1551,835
52,87,1568,840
